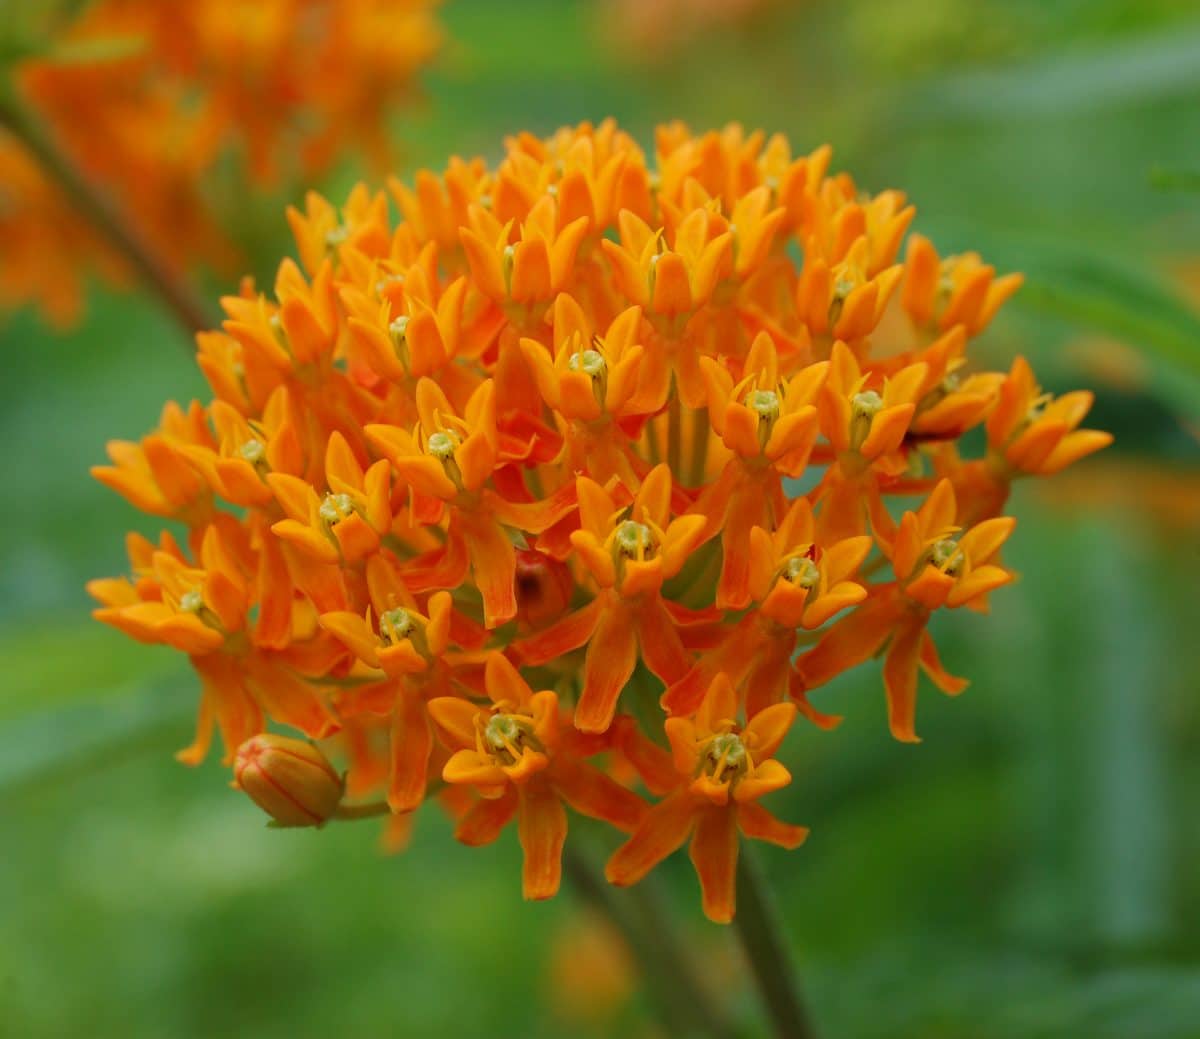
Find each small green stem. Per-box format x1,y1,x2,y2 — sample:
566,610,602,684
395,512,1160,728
667,388,683,476
687,396,710,487
0,84,214,338
734,848,819,1039
563,845,735,1039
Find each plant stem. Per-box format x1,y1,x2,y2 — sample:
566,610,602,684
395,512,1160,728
734,848,819,1039
563,844,735,1039
0,85,214,338
667,388,683,476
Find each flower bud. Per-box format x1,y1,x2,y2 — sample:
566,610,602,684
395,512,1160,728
234,734,343,827
514,549,574,630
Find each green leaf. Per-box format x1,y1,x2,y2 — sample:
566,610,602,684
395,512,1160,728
898,25,1200,126
1149,165,1200,193
0,679,190,799
934,222,1200,414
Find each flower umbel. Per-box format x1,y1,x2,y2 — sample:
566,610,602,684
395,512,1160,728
91,119,1108,918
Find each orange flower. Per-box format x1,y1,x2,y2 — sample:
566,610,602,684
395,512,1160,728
607,674,807,923
902,234,1024,336
4,0,442,323
319,555,480,813
987,356,1113,477
796,479,1016,741
91,401,216,523
521,296,658,486
664,498,872,723
513,464,706,733
694,331,826,607
461,198,590,321
429,655,646,900
91,120,1106,919
366,378,577,628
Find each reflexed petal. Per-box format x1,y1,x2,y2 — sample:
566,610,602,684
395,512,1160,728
689,804,739,923
737,801,809,849
455,786,518,846
551,756,646,832
882,620,924,743
518,778,567,900
606,791,698,887
576,602,639,733
387,691,433,813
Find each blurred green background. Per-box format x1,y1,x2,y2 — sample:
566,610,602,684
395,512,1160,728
3,1,1200,1036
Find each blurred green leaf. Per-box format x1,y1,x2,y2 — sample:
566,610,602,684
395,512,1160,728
899,24,1200,124
1150,165,1200,192
941,224,1200,412
0,679,188,799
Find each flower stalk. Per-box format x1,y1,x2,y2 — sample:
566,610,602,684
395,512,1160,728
0,84,213,337
564,843,737,1039
734,848,818,1039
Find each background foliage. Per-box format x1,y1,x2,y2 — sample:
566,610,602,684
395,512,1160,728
2,0,1199,1035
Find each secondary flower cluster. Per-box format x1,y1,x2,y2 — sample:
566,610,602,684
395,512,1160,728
90,120,1110,922
1,0,440,324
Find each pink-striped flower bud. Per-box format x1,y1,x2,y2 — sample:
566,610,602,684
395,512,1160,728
234,734,343,827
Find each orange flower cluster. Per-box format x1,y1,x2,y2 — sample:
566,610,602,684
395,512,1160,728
1,0,441,324
90,121,1110,922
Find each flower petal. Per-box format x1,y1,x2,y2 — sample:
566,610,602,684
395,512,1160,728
689,804,739,923
518,777,567,900
606,790,698,887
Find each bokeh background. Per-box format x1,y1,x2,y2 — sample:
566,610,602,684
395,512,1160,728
3,1,1199,1036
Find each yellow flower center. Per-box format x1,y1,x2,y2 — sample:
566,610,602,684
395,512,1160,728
929,538,963,575
701,732,749,785
851,390,883,419
426,429,461,460
568,348,606,378
239,438,266,466
850,390,883,450
379,607,415,645
785,555,820,589
319,492,356,524
482,712,541,766
745,388,780,422
614,520,655,560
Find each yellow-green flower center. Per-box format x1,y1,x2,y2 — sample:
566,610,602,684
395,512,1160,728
319,493,355,524
380,607,414,644
930,538,962,575
568,348,606,378
745,389,780,422
702,732,748,783
785,556,820,589
852,390,883,419
615,520,655,559
426,430,460,459
482,712,540,766
239,438,266,465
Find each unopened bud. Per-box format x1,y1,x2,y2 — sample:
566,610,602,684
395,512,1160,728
234,734,343,827
515,549,574,630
